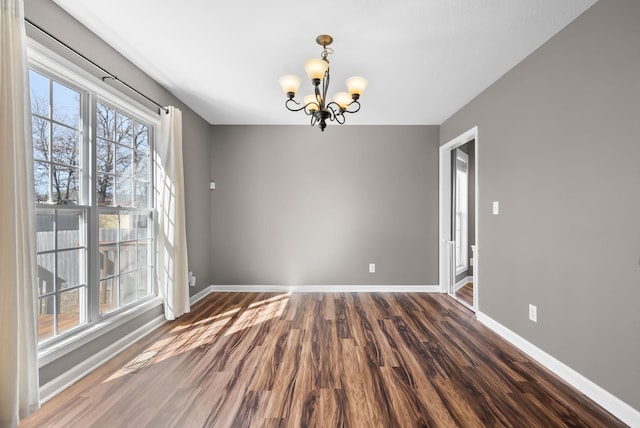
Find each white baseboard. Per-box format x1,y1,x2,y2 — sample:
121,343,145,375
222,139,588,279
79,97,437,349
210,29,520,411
39,314,166,404
189,285,216,305
208,284,440,293
477,312,640,427
454,276,473,292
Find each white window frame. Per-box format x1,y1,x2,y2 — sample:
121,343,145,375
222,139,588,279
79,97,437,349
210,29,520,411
455,150,469,275
28,40,162,365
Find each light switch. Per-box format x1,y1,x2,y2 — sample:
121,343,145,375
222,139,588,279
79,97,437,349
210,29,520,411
369,263,376,273
492,201,499,215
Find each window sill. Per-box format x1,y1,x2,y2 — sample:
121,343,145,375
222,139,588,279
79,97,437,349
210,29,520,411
38,296,163,367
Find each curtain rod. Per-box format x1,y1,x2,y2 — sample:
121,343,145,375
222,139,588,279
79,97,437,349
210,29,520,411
24,17,169,115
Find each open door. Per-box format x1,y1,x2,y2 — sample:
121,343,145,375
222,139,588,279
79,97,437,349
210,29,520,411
439,127,478,312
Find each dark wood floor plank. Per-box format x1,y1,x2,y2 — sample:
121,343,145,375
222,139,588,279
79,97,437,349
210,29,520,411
264,328,303,419
21,292,626,428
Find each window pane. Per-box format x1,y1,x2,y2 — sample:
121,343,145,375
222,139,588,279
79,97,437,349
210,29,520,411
120,242,136,273
97,103,114,140
133,123,149,152
137,268,150,298
97,174,114,206
58,249,83,289
57,211,82,249
135,214,150,239
37,253,55,295
52,124,79,166
51,165,79,204
120,272,137,306
137,241,149,269
38,295,55,341
52,81,80,128
34,161,50,203
99,278,117,315
120,212,136,241
36,213,55,252
99,244,118,279
115,144,132,176
29,69,50,117
58,287,82,334
99,214,119,242
32,117,50,161
133,152,148,179
115,177,132,207
135,182,149,208
97,139,114,173
115,112,133,146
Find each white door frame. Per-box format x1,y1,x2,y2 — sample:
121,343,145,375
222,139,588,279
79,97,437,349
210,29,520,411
439,126,479,312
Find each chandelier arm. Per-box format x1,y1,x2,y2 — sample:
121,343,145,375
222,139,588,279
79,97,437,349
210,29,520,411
314,85,323,109
344,100,361,114
325,102,342,115
304,103,320,116
325,103,345,124
322,69,330,109
285,98,307,112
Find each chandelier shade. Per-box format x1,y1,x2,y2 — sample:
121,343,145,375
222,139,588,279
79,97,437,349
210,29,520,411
304,58,330,81
278,75,302,97
345,76,368,98
303,94,319,112
279,34,367,131
333,92,352,109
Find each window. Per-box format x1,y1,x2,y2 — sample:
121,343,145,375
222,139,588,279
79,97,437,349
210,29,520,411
454,150,468,274
29,48,158,346
96,103,153,315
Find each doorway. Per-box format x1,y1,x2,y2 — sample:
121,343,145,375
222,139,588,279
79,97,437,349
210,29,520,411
439,127,478,312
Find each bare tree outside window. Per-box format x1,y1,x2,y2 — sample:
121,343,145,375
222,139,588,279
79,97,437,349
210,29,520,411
30,70,81,205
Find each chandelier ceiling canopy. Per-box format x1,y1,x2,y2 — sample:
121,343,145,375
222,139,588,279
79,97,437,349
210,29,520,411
279,35,368,132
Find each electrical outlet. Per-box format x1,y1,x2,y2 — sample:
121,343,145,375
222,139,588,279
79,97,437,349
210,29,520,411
188,271,196,287
369,263,376,273
529,304,537,322
492,201,500,215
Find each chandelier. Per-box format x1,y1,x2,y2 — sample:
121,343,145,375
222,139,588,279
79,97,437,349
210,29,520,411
279,35,368,132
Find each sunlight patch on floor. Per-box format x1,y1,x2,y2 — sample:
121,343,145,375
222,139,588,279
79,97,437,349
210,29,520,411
104,293,291,383
225,294,289,336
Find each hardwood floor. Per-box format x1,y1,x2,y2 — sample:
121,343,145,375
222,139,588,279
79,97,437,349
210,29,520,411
456,282,473,307
22,292,625,427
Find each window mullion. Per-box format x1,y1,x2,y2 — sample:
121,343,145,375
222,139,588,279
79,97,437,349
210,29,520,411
87,92,100,323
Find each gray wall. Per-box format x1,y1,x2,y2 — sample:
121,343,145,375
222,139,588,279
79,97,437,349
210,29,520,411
441,0,640,410
209,125,439,286
25,0,213,385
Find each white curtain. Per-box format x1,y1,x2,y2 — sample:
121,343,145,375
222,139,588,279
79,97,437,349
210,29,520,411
156,106,190,320
0,0,41,427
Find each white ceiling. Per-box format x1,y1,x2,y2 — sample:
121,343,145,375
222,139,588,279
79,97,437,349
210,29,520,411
53,0,597,126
